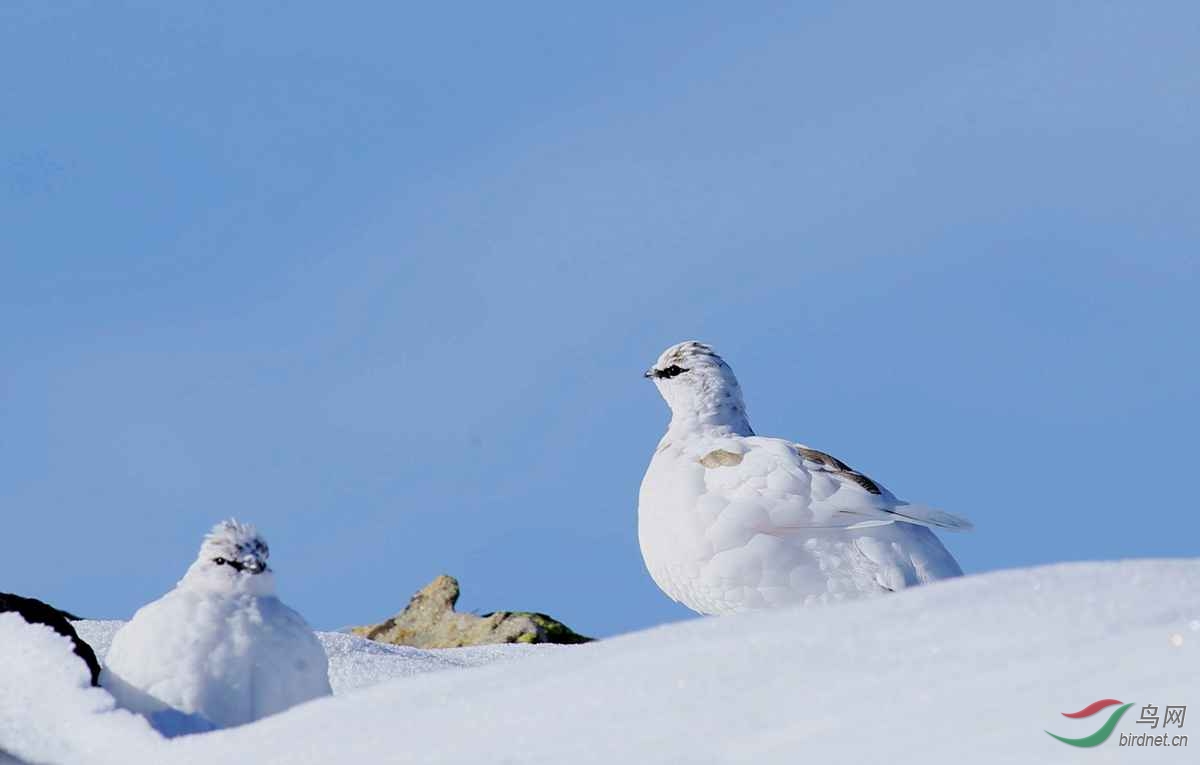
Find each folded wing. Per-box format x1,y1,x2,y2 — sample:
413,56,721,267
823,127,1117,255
697,438,972,534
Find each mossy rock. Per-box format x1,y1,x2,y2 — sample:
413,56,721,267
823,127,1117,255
352,575,593,649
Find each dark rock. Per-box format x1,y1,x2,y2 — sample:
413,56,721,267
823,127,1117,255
352,575,592,648
0,592,101,686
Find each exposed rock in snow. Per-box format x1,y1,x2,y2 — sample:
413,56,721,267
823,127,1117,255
0,614,158,765
350,574,592,648
0,592,101,686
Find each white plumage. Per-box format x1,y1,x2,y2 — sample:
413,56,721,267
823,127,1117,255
103,520,331,731
638,341,971,615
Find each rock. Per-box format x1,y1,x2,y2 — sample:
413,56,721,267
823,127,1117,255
0,592,101,686
352,575,592,648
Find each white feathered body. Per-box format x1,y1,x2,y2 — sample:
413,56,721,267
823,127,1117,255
103,520,331,730
638,341,967,616
640,432,963,614
105,586,330,729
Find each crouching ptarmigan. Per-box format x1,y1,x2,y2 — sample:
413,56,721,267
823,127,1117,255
638,341,971,615
103,520,331,730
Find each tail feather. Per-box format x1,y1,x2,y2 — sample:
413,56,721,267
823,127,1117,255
888,504,974,531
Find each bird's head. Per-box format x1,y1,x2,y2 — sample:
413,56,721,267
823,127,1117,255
644,341,751,434
183,519,274,593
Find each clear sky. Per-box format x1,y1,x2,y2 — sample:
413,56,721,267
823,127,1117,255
2,2,1196,637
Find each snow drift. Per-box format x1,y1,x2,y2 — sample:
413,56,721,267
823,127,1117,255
3,560,1197,764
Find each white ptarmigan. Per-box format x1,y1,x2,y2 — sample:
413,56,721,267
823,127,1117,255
103,520,331,730
638,341,971,615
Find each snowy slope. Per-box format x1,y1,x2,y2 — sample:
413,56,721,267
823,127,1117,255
5,560,1198,764
0,614,160,765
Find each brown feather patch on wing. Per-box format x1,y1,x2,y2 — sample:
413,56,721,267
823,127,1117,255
698,449,744,468
793,446,882,495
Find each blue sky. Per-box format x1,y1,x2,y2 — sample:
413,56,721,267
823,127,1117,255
2,2,1196,637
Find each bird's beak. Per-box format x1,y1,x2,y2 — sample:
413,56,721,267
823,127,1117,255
242,557,266,574
643,368,655,379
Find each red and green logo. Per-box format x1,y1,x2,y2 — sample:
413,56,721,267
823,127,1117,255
1046,699,1134,747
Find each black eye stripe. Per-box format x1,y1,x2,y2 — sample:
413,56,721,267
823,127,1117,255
213,556,247,572
654,364,688,379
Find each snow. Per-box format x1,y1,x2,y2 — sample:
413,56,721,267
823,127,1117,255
315,631,555,694
6,560,1199,764
0,615,159,765
76,621,556,696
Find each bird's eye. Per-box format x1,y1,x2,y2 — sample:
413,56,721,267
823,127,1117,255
654,365,688,379
213,557,226,565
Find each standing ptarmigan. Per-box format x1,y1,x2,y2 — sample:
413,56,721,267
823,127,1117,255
638,341,971,615
103,520,331,730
